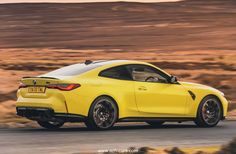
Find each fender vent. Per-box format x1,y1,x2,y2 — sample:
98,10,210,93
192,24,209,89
188,90,196,100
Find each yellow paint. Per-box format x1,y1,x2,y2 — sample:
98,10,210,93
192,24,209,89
16,60,229,119
181,146,220,153
156,146,220,154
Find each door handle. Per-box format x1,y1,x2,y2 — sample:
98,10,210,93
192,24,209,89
138,86,147,91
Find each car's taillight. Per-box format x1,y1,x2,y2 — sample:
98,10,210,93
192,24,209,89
18,83,28,89
46,84,81,91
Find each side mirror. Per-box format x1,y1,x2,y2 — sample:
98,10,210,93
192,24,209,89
170,76,178,83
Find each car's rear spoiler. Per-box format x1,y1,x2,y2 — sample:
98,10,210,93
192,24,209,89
22,76,59,80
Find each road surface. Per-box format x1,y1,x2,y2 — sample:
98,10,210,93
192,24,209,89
0,121,235,154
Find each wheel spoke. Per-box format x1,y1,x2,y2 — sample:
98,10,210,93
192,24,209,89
202,99,221,125
93,98,116,129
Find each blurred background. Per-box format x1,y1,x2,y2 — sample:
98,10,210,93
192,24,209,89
0,0,236,127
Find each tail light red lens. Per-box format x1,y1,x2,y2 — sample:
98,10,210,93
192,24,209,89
18,83,28,89
46,84,81,91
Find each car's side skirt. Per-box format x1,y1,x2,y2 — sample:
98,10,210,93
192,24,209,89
16,107,196,123
118,117,195,122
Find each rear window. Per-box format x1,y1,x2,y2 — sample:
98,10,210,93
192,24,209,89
43,63,103,76
99,65,132,80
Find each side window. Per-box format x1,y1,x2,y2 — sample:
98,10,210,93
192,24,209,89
99,66,132,80
127,65,169,83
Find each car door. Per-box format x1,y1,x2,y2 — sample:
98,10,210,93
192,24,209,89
127,64,189,116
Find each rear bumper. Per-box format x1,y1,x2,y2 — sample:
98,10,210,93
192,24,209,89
16,96,68,113
16,107,86,122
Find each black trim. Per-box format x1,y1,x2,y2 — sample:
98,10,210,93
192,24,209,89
16,107,197,123
118,117,195,122
54,113,85,122
188,90,196,100
16,107,53,118
23,76,59,80
16,107,86,122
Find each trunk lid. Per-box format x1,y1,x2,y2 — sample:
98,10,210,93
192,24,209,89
19,77,63,99
21,76,60,86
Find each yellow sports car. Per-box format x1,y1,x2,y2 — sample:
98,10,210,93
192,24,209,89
16,60,228,130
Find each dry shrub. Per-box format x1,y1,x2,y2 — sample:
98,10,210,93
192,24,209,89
165,147,185,154
215,138,236,154
136,147,155,154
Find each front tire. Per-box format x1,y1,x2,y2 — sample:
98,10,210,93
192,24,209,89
37,121,64,129
85,96,118,130
195,96,222,127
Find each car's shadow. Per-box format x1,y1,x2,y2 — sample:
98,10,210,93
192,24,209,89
13,122,225,133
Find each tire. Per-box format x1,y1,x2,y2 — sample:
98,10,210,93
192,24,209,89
37,121,64,129
195,95,222,127
85,96,118,130
146,121,165,127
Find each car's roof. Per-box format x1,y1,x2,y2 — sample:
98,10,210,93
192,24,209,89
40,60,170,79
89,60,143,65
89,59,149,66
85,59,171,76
41,60,143,77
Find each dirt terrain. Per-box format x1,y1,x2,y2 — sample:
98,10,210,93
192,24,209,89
0,0,236,126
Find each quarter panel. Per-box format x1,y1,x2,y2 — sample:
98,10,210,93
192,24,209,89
65,75,138,118
94,78,138,118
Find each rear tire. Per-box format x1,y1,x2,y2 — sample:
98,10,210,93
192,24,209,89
195,96,222,127
85,96,118,130
146,121,164,127
37,121,64,129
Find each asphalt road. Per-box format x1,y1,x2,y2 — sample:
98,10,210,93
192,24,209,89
0,121,235,154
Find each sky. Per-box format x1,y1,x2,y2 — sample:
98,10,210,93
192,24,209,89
0,0,182,3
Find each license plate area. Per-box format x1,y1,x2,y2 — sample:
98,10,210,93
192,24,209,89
28,86,46,93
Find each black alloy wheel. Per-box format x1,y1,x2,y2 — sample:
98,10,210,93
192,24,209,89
85,96,118,130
